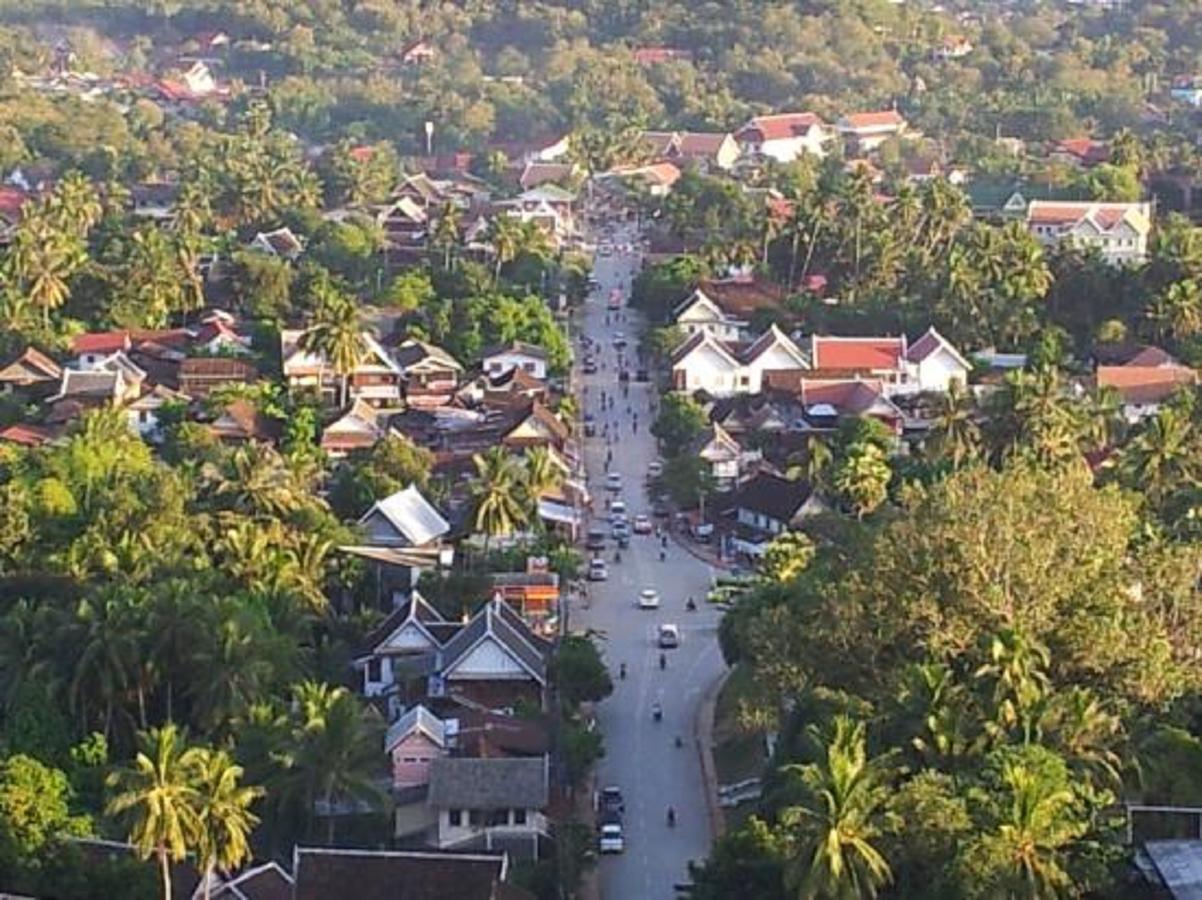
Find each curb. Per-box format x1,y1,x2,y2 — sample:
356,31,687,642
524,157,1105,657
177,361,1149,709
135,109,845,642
694,668,730,843
668,530,735,572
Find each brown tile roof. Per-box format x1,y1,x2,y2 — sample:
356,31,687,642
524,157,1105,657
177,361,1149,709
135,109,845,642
736,113,825,143
0,346,61,383
179,357,258,379
841,110,906,130
293,848,527,900
696,277,786,318
210,399,281,442
0,423,55,447
1097,365,1198,404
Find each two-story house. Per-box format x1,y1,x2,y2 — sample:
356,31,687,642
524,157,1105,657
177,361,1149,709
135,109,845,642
672,278,786,342
836,110,908,153
727,471,826,538
671,325,809,396
734,113,830,162
280,329,404,407
1025,200,1152,266
0,346,61,400
427,756,549,859
809,329,970,395
394,338,463,408
481,342,548,381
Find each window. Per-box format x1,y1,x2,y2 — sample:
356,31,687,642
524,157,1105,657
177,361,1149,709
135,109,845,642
449,809,462,827
469,810,485,826
367,658,382,682
523,363,536,373
513,808,527,825
487,809,508,827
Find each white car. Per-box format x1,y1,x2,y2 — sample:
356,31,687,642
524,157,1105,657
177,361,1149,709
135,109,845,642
648,460,663,478
632,514,652,535
599,821,625,853
658,623,680,649
609,499,627,519
588,558,609,581
638,588,660,609
605,472,623,492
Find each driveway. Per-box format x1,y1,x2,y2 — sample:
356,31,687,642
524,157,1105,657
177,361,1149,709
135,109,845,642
573,223,727,899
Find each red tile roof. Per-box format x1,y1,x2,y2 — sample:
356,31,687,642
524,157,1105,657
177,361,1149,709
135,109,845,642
841,110,906,130
1097,365,1198,404
1051,138,1109,165
0,186,30,222
811,336,905,371
0,424,55,447
71,332,131,355
736,113,825,143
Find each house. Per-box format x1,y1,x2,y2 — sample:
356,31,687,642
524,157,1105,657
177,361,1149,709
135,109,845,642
1025,200,1152,266
249,226,304,260
491,559,563,623
776,376,905,433
934,34,974,60
601,162,682,197
904,327,973,393
386,704,448,789
209,399,281,444
428,757,549,858
1096,364,1198,422
495,185,576,242
836,110,908,153
808,329,970,395
208,861,294,900
434,597,549,711
734,113,831,162
280,329,403,406
672,277,786,341
502,403,569,452
632,46,694,66
0,346,61,399
399,39,438,66
671,325,809,396
71,331,132,369
359,485,451,551
394,338,463,407
518,162,576,191
696,422,761,490
481,342,549,381
192,313,252,355
292,847,531,900
126,384,188,439
47,367,138,408
728,471,825,537
181,60,217,95
0,423,56,448
374,198,428,249
460,366,549,411
655,131,741,171
321,398,384,458
357,591,455,701
1048,137,1109,168
177,357,258,399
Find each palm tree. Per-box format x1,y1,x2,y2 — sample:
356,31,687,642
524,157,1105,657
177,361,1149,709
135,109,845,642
1117,403,1198,506
7,215,86,328
430,202,461,271
106,724,202,900
930,381,980,468
805,436,834,487
780,716,893,900
470,446,529,548
1146,280,1202,344
282,682,384,842
523,446,565,521
48,170,103,238
204,444,303,520
833,441,891,519
975,629,1051,747
301,289,364,408
191,749,263,900
487,216,522,284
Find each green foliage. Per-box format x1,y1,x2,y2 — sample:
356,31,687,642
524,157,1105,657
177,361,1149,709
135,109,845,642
0,755,91,872
551,634,613,709
651,394,707,456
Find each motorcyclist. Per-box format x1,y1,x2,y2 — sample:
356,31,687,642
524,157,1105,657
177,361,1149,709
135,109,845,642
659,652,666,670
667,807,676,827
619,662,626,680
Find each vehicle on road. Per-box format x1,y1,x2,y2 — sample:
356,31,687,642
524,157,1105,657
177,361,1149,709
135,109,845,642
611,521,630,540
583,414,596,436
647,460,663,478
652,498,670,518
609,498,627,517
583,359,598,374
588,558,609,581
586,527,606,551
599,821,625,853
617,532,631,549
612,332,627,348
638,588,660,609
605,472,623,492
636,367,650,382
607,289,623,310
599,785,625,816
632,514,652,534
658,623,681,649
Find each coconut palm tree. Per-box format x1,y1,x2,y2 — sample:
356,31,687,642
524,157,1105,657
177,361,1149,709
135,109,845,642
48,171,103,238
470,446,529,548
430,202,461,271
833,441,891,519
106,724,203,900
204,444,303,521
780,716,893,900
191,748,263,900
487,216,522,284
1146,280,1202,344
1117,403,1198,506
805,436,834,487
930,381,980,468
301,289,364,408
7,215,86,327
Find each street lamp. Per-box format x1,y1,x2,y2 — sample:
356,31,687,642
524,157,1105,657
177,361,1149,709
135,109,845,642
424,120,433,156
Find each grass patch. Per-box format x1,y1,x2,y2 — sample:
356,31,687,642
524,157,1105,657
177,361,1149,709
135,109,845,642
712,665,769,786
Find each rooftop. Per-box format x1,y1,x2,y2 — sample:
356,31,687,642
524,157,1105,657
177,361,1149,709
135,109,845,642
427,756,549,810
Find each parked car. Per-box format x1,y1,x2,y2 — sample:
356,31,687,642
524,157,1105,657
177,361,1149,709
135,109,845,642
658,623,681,649
632,514,653,534
611,521,630,540
599,821,625,853
586,528,606,551
599,785,625,816
605,472,623,492
588,558,609,581
652,499,670,518
609,499,627,518
638,588,660,609
647,460,663,478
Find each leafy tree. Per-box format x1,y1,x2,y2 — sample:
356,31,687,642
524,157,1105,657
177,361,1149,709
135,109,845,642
551,635,613,709
651,394,707,456
299,282,364,408
760,531,815,585
833,441,891,519
0,755,91,873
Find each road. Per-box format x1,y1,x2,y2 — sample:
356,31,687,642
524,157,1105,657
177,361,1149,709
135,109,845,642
572,222,727,899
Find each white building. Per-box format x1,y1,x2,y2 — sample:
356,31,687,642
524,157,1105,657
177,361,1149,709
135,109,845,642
734,113,831,162
1025,200,1152,266
481,341,548,381
671,325,809,396
836,110,908,153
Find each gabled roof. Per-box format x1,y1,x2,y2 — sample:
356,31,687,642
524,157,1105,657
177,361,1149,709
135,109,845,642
670,330,741,368
0,346,61,383
811,335,905,371
695,278,786,318
98,350,148,383
71,331,131,355
394,338,462,373
179,357,258,380
359,485,450,547
736,113,826,143
362,591,448,657
438,597,548,685
51,368,124,401
1026,200,1151,237
740,324,808,366
292,847,521,900
0,423,55,447
519,162,575,190
730,471,816,523
1126,346,1178,367
905,327,970,370
210,399,280,442
699,422,742,460
516,184,575,203
251,226,303,256
1097,365,1198,404
321,398,383,453
427,756,549,810
481,340,548,361
839,110,906,131
385,703,448,753
799,378,900,418
506,401,569,444
211,861,294,900
1050,137,1109,165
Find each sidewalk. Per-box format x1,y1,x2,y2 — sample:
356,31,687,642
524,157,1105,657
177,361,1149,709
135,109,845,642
694,669,729,843
668,529,735,572
573,771,601,900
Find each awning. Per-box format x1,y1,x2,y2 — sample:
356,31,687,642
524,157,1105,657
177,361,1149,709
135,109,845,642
538,499,582,527
338,544,454,569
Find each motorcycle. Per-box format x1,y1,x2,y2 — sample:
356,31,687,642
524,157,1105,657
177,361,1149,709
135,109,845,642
652,702,663,722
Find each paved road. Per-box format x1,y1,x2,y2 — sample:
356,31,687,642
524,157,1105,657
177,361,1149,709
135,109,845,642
572,223,726,899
